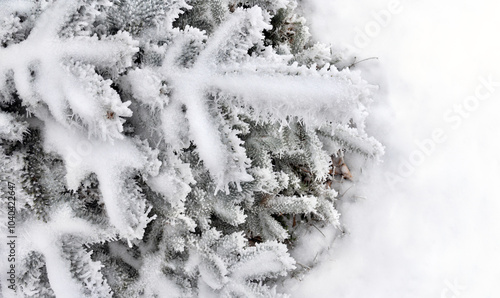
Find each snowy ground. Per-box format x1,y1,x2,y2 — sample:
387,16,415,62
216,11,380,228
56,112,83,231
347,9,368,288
290,0,500,297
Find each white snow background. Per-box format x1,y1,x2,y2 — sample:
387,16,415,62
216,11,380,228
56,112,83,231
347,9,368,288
289,0,500,297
